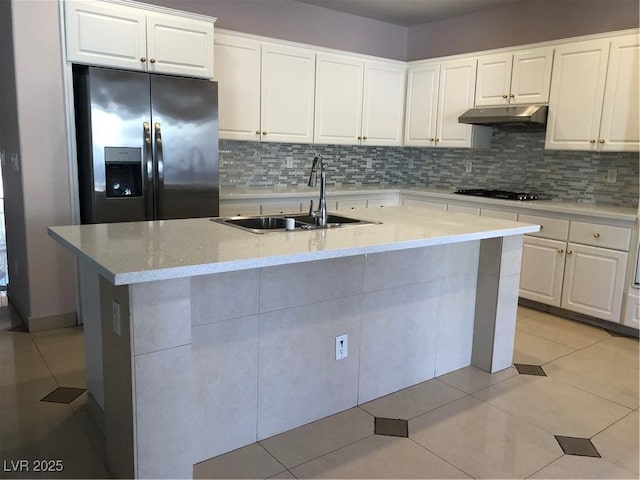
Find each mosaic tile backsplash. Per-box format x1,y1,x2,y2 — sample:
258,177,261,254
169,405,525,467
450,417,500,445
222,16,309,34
220,129,639,207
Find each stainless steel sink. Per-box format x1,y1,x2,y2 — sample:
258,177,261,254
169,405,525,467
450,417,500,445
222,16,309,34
212,213,379,234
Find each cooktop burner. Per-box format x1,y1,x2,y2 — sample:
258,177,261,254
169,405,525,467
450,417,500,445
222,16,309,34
455,189,539,201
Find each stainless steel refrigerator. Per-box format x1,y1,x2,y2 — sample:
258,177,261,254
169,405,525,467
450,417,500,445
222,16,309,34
73,65,219,224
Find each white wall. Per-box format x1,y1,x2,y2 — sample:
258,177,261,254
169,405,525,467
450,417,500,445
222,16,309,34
3,0,76,327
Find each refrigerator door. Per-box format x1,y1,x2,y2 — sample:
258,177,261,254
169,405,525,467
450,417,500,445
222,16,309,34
150,75,219,220
75,66,152,223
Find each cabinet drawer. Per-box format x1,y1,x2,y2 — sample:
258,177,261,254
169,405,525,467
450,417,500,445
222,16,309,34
447,204,480,215
336,199,367,210
518,214,569,241
569,222,631,251
481,208,518,221
219,202,261,217
368,196,400,208
260,202,302,215
402,198,447,211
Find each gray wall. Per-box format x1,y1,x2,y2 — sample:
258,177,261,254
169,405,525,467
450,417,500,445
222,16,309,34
1,0,77,326
142,0,408,60
407,0,640,60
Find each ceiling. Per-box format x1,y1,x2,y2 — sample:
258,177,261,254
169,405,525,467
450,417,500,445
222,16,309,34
295,0,528,27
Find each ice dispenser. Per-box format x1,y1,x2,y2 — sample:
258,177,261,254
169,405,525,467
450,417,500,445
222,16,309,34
105,147,142,198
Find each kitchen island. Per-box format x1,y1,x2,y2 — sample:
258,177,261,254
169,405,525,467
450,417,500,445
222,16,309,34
48,206,539,479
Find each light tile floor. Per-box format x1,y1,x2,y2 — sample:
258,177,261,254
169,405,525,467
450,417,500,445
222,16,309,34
1,304,638,479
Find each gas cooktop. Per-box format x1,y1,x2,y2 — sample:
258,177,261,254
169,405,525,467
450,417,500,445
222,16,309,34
455,189,539,201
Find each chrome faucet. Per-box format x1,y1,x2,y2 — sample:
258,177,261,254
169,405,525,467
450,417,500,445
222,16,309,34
307,155,328,227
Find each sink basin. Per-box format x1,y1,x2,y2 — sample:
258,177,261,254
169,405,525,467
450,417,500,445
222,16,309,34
212,213,379,234
290,214,363,225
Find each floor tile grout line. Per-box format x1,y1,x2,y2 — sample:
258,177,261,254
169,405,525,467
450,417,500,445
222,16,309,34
467,377,628,442
263,432,378,473
524,453,567,479
406,435,478,479
255,441,289,477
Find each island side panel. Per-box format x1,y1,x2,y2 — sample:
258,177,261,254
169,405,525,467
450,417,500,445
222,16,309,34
257,256,365,441
99,277,135,479
78,260,105,430
129,279,193,479
472,235,524,373
191,269,261,463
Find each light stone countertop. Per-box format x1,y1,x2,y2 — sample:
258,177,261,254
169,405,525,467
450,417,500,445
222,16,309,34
48,206,539,286
221,185,638,222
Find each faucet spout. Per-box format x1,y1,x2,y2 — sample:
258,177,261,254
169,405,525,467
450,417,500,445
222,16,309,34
307,155,328,227
307,156,319,187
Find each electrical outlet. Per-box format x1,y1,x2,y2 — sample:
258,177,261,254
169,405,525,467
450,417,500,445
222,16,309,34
366,158,372,169
335,334,348,360
606,168,618,183
465,161,473,173
112,300,121,336
286,156,293,168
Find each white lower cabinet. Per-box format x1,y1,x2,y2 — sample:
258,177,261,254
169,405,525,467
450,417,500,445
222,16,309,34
520,236,567,306
561,243,628,322
519,214,632,323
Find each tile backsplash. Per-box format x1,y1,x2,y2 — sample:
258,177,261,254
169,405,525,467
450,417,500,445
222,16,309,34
220,129,639,207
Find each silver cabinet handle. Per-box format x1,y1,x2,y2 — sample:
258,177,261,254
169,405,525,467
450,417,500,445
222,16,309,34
593,232,600,238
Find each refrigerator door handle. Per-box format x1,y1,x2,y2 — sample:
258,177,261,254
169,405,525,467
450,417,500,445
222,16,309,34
143,121,154,219
154,122,164,218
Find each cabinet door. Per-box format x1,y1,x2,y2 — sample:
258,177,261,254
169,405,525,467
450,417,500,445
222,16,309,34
65,0,147,71
214,34,261,141
404,63,440,147
314,53,364,145
361,62,406,146
475,52,512,106
510,46,554,105
561,243,628,322
261,43,316,144
545,39,610,150
436,58,480,148
146,13,214,79
599,34,640,152
519,236,566,307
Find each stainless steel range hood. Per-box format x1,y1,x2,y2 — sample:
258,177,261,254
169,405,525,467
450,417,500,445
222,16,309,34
458,105,548,126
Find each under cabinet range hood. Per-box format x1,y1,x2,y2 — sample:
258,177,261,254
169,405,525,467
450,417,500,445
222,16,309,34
458,105,548,127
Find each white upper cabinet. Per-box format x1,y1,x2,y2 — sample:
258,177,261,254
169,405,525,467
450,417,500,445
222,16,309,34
145,13,214,78
214,34,316,143
361,61,406,146
475,47,553,106
314,53,364,145
405,58,490,148
260,43,316,143
65,1,147,71
545,34,639,151
65,0,214,79
598,34,640,152
404,63,439,147
314,53,405,146
214,34,261,141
